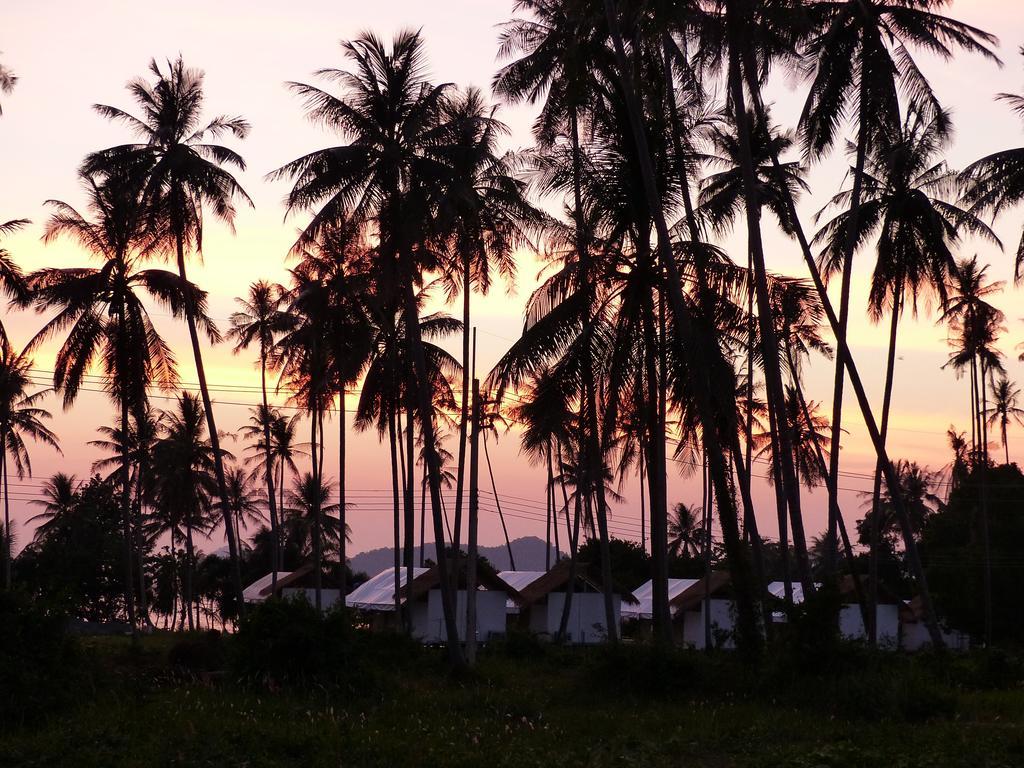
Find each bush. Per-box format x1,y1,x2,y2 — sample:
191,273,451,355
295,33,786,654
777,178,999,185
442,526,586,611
230,596,421,691
167,630,227,678
0,591,82,725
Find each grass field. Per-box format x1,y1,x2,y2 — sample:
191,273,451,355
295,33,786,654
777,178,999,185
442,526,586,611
2,629,1024,768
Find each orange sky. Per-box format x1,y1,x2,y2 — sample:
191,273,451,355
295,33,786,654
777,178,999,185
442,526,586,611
1,0,1023,557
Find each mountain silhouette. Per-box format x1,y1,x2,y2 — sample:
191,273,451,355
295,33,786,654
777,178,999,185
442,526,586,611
349,536,557,577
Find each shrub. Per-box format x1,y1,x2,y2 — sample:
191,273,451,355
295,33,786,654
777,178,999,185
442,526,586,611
167,630,227,678
0,591,82,725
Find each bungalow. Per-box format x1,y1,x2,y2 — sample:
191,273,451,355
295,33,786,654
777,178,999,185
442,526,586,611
242,565,343,609
347,561,520,644
837,575,899,647
670,571,735,649
500,560,636,644
899,596,970,651
622,578,699,622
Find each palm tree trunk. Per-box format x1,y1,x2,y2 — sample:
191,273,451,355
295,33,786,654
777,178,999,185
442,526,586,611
399,263,465,666
310,406,323,613
643,292,670,644
868,286,902,647
556,490,583,643
979,359,993,645
826,75,869,576
1,431,9,590
134,463,152,629
119,394,138,636
703,451,713,652
260,355,280,590
740,67,947,651
404,392,415,617
388,407,403,627
602,0,762,656
453,252,472,557
567,106,618,643
727,51,813,596
184,519,195,631
173,232,245,615
338,387,347,600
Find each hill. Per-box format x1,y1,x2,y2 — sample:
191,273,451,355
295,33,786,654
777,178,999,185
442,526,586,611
349,536,556,577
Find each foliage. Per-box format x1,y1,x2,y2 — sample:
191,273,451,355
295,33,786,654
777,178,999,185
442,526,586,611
15,476,132,621
923,463,1024,643
0,591,81,724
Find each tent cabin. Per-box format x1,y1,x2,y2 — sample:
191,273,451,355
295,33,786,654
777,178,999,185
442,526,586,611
899,596,970,651
622,578,699,623
836,575,899,647
500,560,637,644
670,571,735,649
345,566,429,631
242,565,343,609
399,559,521,644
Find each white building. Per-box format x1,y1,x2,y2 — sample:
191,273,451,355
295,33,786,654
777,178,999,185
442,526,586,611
242,566,343,609
347,563,518,644
500,561,633,644
622,578,699,622
670,572,736,650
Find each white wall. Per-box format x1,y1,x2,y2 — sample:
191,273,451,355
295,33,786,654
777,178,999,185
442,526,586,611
417,590,508,644
680,599,735,649
840,604,899,648
541,593,621,644
901,621,970,652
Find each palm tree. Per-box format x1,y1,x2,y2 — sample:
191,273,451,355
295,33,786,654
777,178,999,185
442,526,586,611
988,377,1024,466
273,31,466,660
229,281,287,583
0,219,29,345
225,463,265,546
433,86,538,561
27,473,79,540
494,0,625,644
282,472,346,564
0,56,16,115
0,340,59,588
961,47,1024,281
668,502,702,559
857,460,940,548
150,393,220,630
799,0,997,575
820,104,996,645
288,220,374,599
83,57,253,609
29,170,199,628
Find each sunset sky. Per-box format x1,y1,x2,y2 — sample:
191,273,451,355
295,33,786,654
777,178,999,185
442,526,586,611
2,0,1023,558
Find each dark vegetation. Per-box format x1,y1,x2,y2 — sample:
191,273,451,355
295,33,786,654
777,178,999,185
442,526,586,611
2,597,1024,767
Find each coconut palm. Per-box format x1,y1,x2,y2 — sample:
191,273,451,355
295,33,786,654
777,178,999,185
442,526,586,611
433,86,539,561
83,57,253,608
225,463,265,546
800,0,997,574
668,502,703,559
0,219,30,345
28,169,200,627
150,393,220,630
229,281,287,581
961,48,1024,280
988,377,1024,466
0,57,16,115
0,341,59,588
282,472,346,562
272,30,466,660
27,473,79,540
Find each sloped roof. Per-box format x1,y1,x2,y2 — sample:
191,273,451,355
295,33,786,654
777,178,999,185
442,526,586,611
623,578,699,620
243,571,294,602
668,571,732,613
767,581,812,605
346,567,429,610
500,559,638,607
400,557,522,603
